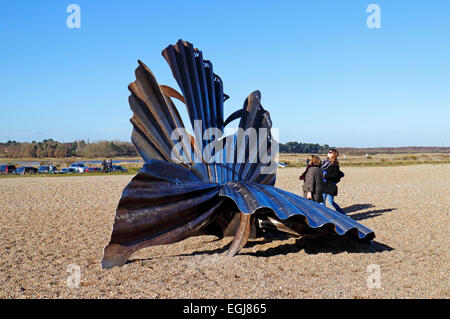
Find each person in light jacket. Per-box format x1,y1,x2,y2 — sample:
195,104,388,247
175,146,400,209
302,155,324,203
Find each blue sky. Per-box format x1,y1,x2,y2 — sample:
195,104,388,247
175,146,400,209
0,0,449,147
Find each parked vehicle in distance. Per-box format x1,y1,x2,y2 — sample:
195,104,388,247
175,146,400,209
85,167,102,173
70,163,87,173
38,165,59,174
0,165,17,174
278,162,287,168
111,165,128,172
13,166,38,175
60,167,78,174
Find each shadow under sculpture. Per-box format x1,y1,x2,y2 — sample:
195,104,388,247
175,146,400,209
101,40,375,269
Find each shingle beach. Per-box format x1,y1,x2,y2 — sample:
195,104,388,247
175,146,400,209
1,164,448,298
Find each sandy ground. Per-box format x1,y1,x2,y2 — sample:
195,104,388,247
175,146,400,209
0,164,448,299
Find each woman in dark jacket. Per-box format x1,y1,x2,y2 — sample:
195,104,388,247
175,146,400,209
301,155,324,203
321,149,345,214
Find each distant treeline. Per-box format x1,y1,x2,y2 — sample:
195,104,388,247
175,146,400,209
0,139,138,158
279,142,333,154
1,139,448,158
2,139,331,158
279,142,450,155
336,146,450,155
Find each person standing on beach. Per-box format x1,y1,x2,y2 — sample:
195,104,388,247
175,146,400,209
301,155,324,203
108,159,113,173
101,160,107,173
321,149,345,214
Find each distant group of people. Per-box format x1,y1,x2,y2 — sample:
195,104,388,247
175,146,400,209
299,149,346,214
101,159,113,173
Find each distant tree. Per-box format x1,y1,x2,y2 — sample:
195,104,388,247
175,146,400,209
279,141,333,154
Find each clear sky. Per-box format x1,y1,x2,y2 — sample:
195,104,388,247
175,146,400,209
0,0,449,147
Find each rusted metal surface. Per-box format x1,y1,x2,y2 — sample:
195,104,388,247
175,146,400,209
101,40,375,269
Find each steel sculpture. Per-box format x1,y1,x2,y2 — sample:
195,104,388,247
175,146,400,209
101,40,375,269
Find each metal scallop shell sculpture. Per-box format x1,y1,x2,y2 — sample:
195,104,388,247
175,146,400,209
101,40,375,269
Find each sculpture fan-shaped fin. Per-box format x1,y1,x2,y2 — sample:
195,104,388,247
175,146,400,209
101,40,375,269
219,182,375,240
101,160,222,269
